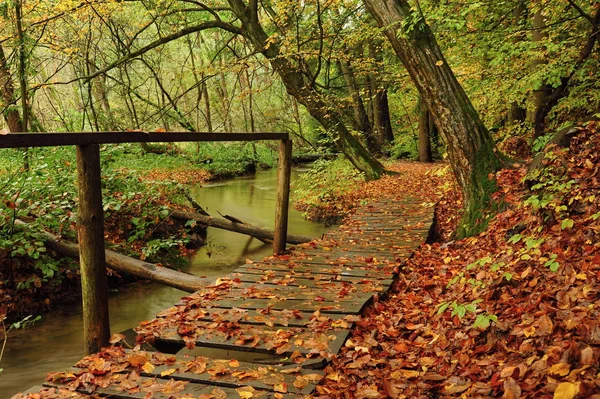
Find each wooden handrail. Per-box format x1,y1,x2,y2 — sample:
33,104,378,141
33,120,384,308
0,131,289,148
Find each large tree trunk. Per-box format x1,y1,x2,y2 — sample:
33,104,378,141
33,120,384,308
226,0,385,180
364,0,505,237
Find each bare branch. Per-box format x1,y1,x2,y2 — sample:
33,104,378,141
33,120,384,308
80,21,241,83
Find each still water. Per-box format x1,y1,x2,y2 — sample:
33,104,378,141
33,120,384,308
0,167,330,397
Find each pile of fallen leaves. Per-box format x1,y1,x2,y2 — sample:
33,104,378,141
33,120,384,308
317,122,600,398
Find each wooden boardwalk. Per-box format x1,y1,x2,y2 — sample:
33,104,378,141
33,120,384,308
19,197,433,399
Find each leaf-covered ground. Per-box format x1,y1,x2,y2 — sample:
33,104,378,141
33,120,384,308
316,122,600,398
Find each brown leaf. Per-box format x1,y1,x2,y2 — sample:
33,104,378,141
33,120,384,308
128,354,148,367
502,378,521,399
109,333,126,344
580,346,594,365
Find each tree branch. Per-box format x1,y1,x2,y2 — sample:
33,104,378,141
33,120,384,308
80,21,241,83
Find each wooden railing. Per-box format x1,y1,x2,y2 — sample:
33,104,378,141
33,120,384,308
0,132,292,354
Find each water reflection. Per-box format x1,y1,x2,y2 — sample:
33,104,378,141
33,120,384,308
0,167,329,397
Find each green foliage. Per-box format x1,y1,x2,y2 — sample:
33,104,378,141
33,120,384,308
292,158,364,222
390,134,418,160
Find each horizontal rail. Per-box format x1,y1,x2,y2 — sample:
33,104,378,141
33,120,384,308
0,131,289,149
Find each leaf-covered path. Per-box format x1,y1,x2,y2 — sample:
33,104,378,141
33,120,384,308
16,185,434,398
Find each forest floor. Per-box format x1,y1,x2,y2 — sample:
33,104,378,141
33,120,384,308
313,122,600,398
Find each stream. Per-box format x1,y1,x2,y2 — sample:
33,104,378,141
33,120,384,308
0,167,331,397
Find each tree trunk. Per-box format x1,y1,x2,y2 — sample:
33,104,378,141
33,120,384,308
226,0,385,180
368,41,394,144
364,0,505,237
508,0,527,125
530,9,551,137
418,99,433,162
338,53,379,154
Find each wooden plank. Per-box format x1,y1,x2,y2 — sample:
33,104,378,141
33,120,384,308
229,272,391,289
76,144,110,354
176,296,368,314
237,263,397,278
209,287,374,304
100,350,324,395
155,306,348,327
193,280,378,301
44,377,300,399
231,270,394,286
274,139,292,254
152,322,352,356
0,131,289,148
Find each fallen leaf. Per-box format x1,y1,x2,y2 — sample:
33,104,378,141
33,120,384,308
554,382,578,399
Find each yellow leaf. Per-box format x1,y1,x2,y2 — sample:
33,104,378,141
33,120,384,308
161,368,176,377
142,362,155,373
548,363,570,377
554,382,578,399
524,325,536,337
229,359,240,367
274,382,287,393
435,60,444,66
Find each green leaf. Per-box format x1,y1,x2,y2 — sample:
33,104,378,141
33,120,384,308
561,218,574,229
437,302,450,315
507,234,522,244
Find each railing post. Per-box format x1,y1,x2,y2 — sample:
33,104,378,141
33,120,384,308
274,139,292,254
76,144,110,355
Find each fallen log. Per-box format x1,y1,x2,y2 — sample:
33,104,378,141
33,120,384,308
169,209,313,245
15,220,211,293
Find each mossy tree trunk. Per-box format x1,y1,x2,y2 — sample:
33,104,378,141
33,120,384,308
226,0,385,180
364,0,505,236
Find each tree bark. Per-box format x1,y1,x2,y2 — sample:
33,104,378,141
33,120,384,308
368,41,394,144
226,0,385,180
15,220,211,293
364,0,505,237
418,99,433,162
338,53,379,154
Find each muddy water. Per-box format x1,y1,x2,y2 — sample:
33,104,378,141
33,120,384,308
0,167,330,397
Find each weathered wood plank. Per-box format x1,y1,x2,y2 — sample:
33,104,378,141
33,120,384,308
230,270,394,286
44,377,300,399
155,306,348,327
228,272,390,290
175,295,368,314
150,322,352,356
274,139,292,254
76,143,110,355
111,350,324,395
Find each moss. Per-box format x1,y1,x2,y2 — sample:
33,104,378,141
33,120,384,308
455,147,505,239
